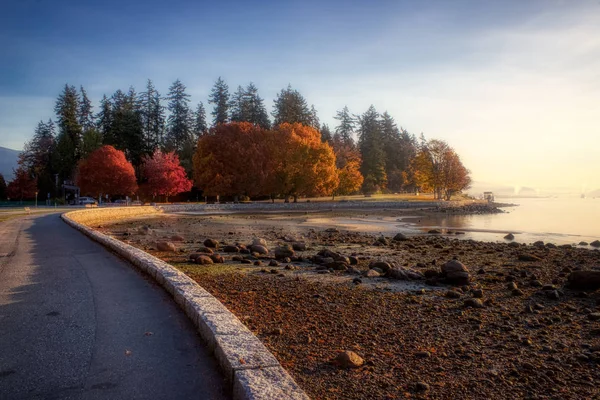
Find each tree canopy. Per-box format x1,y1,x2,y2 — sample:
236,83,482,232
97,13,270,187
77,145,138,197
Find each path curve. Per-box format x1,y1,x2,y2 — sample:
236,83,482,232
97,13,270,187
0,213,229,399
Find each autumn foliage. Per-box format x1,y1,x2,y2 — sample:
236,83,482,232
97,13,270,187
77,145,138,197
7,167,38,201
194,122,339,201
411,139,471,200
142,150,192,201
331,137,364,197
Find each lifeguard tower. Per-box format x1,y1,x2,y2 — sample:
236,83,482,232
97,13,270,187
483,191,495,202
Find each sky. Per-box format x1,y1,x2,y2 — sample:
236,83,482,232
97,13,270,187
1,0,599,193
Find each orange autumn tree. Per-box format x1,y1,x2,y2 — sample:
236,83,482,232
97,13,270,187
77,145,138,198
193,122,273,200
270,123,338,202
411,139,471,200
331,136,363,198
142,150,192,202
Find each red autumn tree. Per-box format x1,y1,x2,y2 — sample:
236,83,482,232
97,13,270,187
77,145,138,198
142,150,192,202
7,167,38,201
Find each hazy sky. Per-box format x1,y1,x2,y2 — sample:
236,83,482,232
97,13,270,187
1,0,599,191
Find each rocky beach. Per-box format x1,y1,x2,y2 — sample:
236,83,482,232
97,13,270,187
97,208,600,399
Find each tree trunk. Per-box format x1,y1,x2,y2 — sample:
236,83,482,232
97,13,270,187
293,195,298,203
284,195,290,203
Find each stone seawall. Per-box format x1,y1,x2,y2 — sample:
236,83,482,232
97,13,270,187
66,206,162,226
62,207,309,400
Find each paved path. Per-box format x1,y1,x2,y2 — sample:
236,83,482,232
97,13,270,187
0,213,229,399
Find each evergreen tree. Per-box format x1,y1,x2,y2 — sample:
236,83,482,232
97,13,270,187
229,85,247,123
208,77,230,126
140,79,165,153
53,84,82,180
272,84,311,126
105,87,144,170
20,119,56,196
379,112,417,191
309,104,320,129
79,86,95,131
321,123,332,143
0,173,6,200
165,79,192,152
97,94,112,137
334,106,356,146
357,105,387,193
229,83,270,128
244,82,270,129
193,101,208,138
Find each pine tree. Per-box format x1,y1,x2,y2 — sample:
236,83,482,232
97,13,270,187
272,84,311,126
309,105,320,129
379,112,417,192
20,120,56,196
79,86,95,131
244,82,270,129
53,84,82,180
334,106,356,146
105,87,144,170
140,79,165,153
0,173,6,200
208,77,230,126
357,105,386,193
193,102,208,138
320,124,332,143
165,79,192,152
229,85,247,123
97,94,112,137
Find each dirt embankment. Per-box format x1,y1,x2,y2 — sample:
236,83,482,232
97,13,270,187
98,213,600,400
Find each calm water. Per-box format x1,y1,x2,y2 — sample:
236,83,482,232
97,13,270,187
303,197,600,246
404,197,600,245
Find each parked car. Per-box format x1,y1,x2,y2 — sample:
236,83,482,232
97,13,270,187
79,197,97,205
113,199,127,205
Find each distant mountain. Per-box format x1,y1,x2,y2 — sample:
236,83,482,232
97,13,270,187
0,147,20,181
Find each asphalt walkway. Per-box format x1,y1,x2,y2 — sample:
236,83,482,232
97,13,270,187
0,213,229,399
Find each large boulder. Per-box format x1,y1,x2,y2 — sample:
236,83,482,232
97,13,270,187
223,245,240,253
203,238,219,248
196,246,214,254
591,240,600,248
274,245,295,260
250,245,269,255
195,255,214,265
251,237,268,247
393,233,408,241
333,351,363,369
292,242,307,251
369,261,392,273
568,270,600,291
441,260,470,285
156,241,176,252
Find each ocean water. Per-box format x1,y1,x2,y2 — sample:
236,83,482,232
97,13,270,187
403,197,600,246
